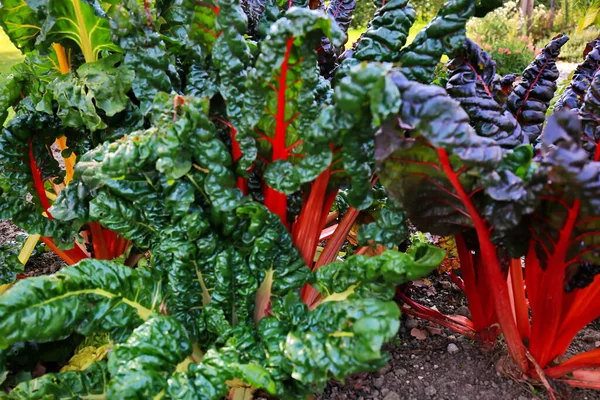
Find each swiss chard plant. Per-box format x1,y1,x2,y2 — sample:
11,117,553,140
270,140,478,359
0,0,142,270
378,30,600,393
0,92,447,399
0,0,506,397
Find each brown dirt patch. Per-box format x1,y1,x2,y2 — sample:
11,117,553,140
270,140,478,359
319,274,600,400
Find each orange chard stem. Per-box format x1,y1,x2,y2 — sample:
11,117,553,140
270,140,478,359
89,222,111,260
52,43,76,186
509,258,531,342
40,236,87,265
52,43,71,74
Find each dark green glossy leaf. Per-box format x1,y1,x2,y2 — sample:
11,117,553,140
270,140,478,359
358,198,408,249
45,54,134,131
0,234,28,285
3,362,108,400
350,0,415,63
107,316,193,399
0,259,162,349
399,0,474,84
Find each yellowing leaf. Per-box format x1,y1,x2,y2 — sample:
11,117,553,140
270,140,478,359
60,344,111,372
0,283,13,296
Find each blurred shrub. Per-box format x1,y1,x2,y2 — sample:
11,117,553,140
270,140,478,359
350,0,448,30
350,1,376,29
553,28,600,62
478,35,536,76
468,1,522,44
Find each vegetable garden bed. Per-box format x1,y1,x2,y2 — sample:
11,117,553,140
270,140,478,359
2,0,600,399
2,218,599,400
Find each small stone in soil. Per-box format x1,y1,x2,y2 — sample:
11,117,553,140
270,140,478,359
447,343,460,354
404,318,419,329
456,305,470,317
425,386,437,397
378,364,392,375
383,392,400,400
440,280,452,289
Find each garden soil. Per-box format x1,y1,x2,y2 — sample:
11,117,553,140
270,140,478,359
2,220,600,400
0,219,64,276
319,275,600,400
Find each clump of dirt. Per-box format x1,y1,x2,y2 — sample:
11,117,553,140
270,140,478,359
319,274,600,400
0,220,24,244
24,252,65,277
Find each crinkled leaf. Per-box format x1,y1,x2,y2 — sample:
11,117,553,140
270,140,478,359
579,69,600,158
0,235,27,285
107,316,193,399
44,54,134,131
313,243,444,299
0,110,80,249
508,35,569,143
447,39,525,148
350,0,415,63
398,0,474,83
108,0,179,114
554,39,600,112
378,69,542,249
318,0,356,77
358,198,408,249
243,8,345,193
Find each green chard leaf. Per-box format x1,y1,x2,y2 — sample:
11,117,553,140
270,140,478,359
0,0,42,52
349,0,415,63
3,362,108,400
0,259,162,348
358,198,408,249
44,54,134,131
398,0,475,84
241,8,346,195
2,0,121,61
108,0,180,114
0,235,28,285
0,72,22,126
51,94,244,247
107,316,193,399
0,110,80,249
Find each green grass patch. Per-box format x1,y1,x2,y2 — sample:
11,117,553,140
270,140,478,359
0,30,23,75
